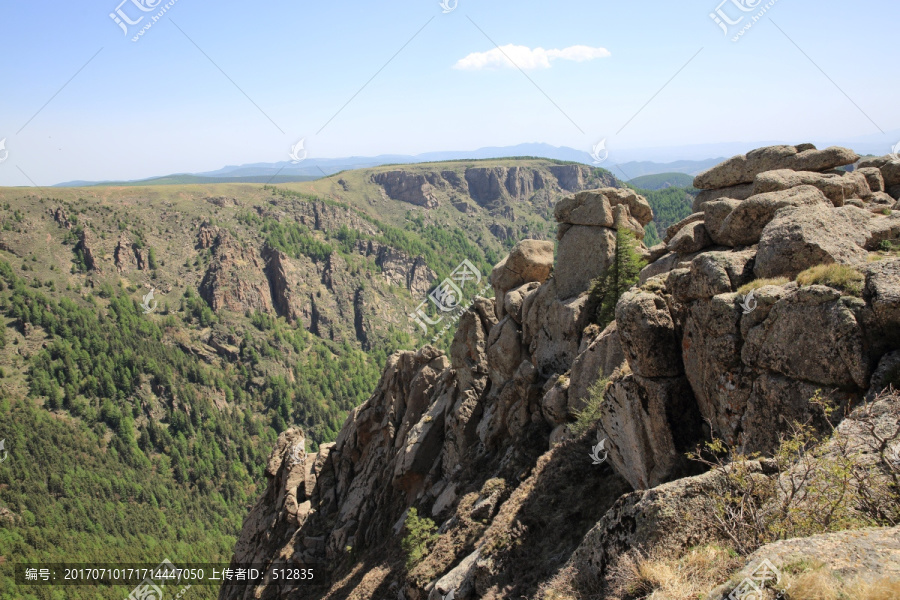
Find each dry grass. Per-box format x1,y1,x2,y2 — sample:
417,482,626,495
780,563,900,600
737,277,790,295
605,545,743,600
795,264,864,296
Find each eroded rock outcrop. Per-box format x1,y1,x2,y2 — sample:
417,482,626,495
200,230,273,314
373,171,438,208
225,145,900,600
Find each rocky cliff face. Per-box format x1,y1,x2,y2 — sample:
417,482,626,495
224,145,900,600
370,164,616,212
373,172,439,208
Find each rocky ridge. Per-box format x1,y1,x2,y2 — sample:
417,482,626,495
224,145,900,600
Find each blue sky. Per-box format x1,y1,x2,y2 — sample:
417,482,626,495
0,0,897,185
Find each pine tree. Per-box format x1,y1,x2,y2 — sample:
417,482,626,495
589,219,647,329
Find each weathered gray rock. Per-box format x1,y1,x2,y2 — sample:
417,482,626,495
713,185,831,246
615,290,682,378
867,351,900,399
669,248,756,303
742,285,869,389
648,243,668,263
858,166,886,192
598,374,702,490
555,188,653,228
882,160,900,188
555,225,616,299
450,297,496,394
638,251,699,285
605,187,653,227
522,279,591,376
613,204,645,241
428,550,479,600
693,183,755,213
491,240,554,318
486,316,524,389
693,145,859,190
554,190,615,227
752,169,871,207
503,281,540,325
568,322,626,413
754,205,872,279
567,464,764,584
541,376,569,426
708,526,900,600
666,221,712,254
682,294,752,446
702,198,742,242
665,213,705,243
863,259,900,334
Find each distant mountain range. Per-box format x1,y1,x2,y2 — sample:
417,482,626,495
53,133,900,187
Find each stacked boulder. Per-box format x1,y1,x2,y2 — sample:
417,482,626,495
608,144,900,470
644,144,900,284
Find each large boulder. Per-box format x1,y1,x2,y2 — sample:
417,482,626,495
863,259,900,336
711,185,831,246
490,240,554,319
598,374,702,490
754,205,872,279
522,279,591,376
555,225,617,299
664,213,705,243
752,169,871,207
668,248,756,303
693,183,755,213
554,190,615,227
682,293,752,446
568,322,626,412
666,221,712,254
701,198,742,241
566,464,764,584
742,285,869,389
693,144,859,190
708,526,900,600
615,290,683,378
556,188,652,228
858,155,900,188
486,316,524,389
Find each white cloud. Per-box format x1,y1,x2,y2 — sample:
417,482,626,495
453,44,611,71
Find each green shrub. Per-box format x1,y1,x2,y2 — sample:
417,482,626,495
571,377,610,436
402,508,438,570
688,391,900,555
589,224,646,329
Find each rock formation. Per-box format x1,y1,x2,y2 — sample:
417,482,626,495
224,145,900,600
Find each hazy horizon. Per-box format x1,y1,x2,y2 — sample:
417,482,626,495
1,0,898,186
